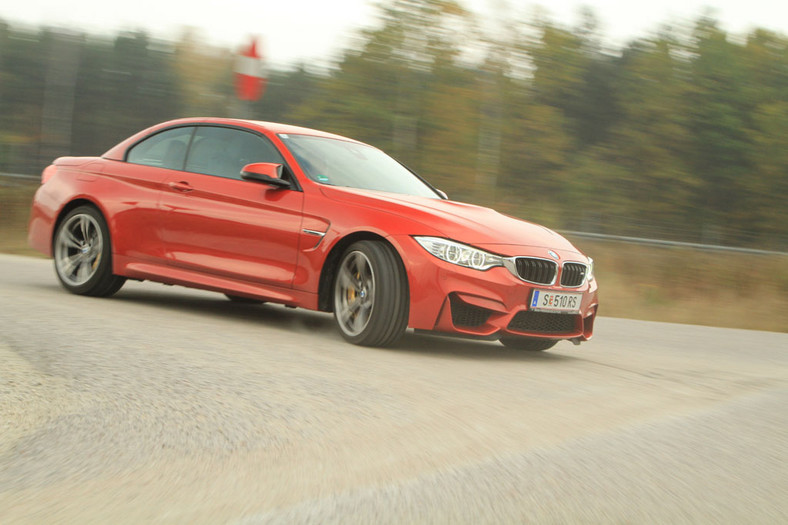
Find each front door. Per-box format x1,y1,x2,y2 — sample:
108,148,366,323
159,126,304,288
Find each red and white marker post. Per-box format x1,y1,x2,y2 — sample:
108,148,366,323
234,37,267,115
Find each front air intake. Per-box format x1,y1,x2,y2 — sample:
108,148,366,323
508,311,579,335
449,295,492,328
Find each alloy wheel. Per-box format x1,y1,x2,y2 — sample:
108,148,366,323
334,250,376,337
54,213,104,287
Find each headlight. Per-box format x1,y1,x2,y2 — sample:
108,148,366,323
587,257,594,281
414,236,503,270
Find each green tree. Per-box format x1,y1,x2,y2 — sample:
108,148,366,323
596,35,698,232
290,0,473,174
253,65,321,123
685,19,754,243
71,31,181,156
0,23,48,173
741,30,788,245
172,29,233,117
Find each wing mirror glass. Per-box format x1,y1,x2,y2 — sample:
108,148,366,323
241,163,291,188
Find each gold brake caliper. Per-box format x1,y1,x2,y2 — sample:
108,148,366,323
347,271,361,319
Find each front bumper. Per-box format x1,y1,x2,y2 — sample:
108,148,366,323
394,235,598,342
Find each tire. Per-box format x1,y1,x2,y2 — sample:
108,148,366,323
333,240,409,347
53,205,125,297
224,294,264,304
499,336,558,352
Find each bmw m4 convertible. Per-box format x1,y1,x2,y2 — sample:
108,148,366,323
29,118,598,349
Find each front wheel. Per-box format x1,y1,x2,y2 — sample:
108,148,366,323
333,241,408,347
499,336,558,352
53,205,125,297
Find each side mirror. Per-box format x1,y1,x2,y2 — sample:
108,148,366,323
241,163,291,188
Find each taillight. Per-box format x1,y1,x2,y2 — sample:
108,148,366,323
41,165,57,184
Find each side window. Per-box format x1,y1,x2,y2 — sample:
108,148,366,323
184,127,285,180
126,127,193,170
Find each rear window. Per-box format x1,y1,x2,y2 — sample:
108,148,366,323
126,127,193,170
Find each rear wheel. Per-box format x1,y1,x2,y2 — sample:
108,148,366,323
53,205,125,297
499,336,558,352
333,241,408,347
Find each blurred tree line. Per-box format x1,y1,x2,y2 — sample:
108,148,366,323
1,0,786,248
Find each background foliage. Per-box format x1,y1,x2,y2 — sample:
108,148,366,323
1,0,786,249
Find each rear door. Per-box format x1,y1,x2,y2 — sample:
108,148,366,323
159,125,304,287
105,126,193,262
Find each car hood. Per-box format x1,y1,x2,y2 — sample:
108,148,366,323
320,186,581,254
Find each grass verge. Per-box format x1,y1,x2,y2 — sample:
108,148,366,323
0,182,40,256
571,238,787,333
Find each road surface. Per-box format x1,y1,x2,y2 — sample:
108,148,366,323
0,253,786,523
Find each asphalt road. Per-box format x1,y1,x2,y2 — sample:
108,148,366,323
1,253,786,524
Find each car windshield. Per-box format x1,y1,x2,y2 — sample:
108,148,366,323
279,134,440,198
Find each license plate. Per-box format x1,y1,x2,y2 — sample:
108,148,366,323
530,290,582,313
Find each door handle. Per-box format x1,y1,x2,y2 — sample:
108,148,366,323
168,181,193,193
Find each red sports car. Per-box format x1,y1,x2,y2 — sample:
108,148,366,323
28,118,598,349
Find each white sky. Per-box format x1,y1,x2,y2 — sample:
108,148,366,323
2,0,787,68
